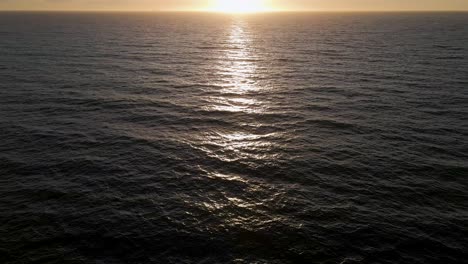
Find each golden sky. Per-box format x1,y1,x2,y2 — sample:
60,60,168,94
1,0,468,11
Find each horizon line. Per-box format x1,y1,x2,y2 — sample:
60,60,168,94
1,9,468,13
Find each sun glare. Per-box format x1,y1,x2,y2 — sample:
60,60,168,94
211,0,271,13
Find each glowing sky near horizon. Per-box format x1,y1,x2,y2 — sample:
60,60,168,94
1,0,468,11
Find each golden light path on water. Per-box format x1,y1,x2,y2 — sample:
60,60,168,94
209,19,263,113
201,18,276,164
191,18,288,230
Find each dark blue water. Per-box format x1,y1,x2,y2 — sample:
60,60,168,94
1,12,467,264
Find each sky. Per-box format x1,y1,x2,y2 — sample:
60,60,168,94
1,0,468,11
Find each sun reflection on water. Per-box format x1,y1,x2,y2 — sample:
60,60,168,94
220,22,259,94
197,18,278,164
208,19,263,103
189,18,283,223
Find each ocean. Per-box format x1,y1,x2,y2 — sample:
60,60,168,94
0,12,467,263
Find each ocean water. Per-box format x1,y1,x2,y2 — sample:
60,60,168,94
0,12,467,264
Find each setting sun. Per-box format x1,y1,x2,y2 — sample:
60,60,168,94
211,0,271,13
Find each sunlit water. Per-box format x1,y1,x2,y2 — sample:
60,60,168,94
1,12,467,264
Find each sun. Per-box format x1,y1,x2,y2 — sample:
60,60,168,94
211,0,271,13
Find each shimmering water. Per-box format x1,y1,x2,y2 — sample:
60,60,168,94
1,12,467,264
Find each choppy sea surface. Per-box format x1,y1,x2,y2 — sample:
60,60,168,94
1,12,467,264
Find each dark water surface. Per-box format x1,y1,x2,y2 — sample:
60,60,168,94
1,12,467,264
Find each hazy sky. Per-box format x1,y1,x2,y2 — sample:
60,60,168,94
1,0,468,11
